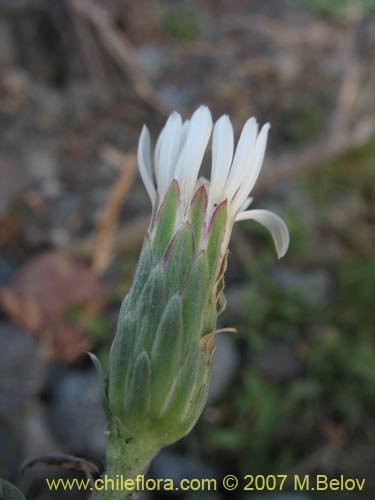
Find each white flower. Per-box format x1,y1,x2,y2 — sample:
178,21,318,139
137,105,289,258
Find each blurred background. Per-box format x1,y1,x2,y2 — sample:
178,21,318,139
0,0,374,499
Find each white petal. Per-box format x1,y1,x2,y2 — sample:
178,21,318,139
225,117,258,200
235,209,289,258
154,125,165,179
231,123,270,214
174,106,213,202
137,125,156,202
181,119,190,146
239,196,253,212
210,115,234,201
158,111,183,196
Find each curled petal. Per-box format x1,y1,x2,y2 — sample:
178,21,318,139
235,209,289,258
137,125,156,203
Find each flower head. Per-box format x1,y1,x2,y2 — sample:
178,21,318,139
138,105,289,259
97,106,290,471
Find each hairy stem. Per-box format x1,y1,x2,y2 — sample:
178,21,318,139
97,427,159,500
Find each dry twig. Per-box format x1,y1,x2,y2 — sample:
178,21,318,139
258,117,373,194
69,0,170,115
67,0,113,104
257,9,373,193
92,148,137,273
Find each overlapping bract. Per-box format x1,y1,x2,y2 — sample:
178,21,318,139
100,180,227,447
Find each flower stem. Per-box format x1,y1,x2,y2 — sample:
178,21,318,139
97,427,159,500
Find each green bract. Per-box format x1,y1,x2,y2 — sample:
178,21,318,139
94,181,229,488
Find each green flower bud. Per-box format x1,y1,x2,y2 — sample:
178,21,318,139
95,106,289,498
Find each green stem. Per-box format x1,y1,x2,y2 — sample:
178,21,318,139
97,427,160,500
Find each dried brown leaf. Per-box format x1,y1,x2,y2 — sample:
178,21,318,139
0,251,106,363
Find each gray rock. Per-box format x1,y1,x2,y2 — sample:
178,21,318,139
276,52,300,82
49,227,71,247
156,84,192,109
136,45,169,82
23,139,61,197
267,183,318,230
183,493,221,500
151,449,218,485
220,286,248,325
23,403,61,461
208,334,238,404
271,268,332,308
65,82,96,120
0,323,39,420
138,492,153,500
0,257,17,286
0,154,30,215
0,19,16,66
252,494,311,500
48,369,106,458
254,342,303,381
0,419,20,478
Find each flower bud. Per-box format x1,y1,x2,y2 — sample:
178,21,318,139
99,180,227,451
94,106,289,487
